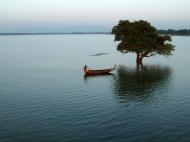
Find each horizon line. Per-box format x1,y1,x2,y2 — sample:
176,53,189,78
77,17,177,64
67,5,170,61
0,32,111,35
1,29,190,36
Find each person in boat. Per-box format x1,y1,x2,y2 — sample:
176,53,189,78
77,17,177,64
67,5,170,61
84,65,88,70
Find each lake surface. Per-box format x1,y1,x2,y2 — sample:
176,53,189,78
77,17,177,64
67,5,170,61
0,35,190,142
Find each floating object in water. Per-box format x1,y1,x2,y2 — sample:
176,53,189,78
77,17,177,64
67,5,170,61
91,53,109,56
83,65,116,75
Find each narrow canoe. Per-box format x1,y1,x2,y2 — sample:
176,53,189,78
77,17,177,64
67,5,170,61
83,65,116,75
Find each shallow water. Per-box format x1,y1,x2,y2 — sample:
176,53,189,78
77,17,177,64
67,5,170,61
0,35,190,142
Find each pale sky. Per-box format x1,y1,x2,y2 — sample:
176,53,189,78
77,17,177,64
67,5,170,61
0,0,190,32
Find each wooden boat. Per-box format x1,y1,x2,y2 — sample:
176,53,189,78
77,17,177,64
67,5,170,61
83,65,116,75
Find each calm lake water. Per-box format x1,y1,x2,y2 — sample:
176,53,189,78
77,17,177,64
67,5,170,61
0,35,190,142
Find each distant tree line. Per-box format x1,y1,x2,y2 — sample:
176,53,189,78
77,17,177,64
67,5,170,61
0,29,190,36
158,29,190,36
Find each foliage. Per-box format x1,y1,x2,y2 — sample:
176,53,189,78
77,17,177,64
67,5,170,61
112,20,175,64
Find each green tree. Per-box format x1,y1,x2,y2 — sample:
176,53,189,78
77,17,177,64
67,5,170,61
112,20,175,64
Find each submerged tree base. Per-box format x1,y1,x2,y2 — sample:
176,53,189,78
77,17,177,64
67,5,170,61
136,57,143,65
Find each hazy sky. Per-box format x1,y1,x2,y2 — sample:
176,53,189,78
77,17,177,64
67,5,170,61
0,0,190,32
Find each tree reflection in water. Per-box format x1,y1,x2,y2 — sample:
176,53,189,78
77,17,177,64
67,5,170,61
113,64,172,102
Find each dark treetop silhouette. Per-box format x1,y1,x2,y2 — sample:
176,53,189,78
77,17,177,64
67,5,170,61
112,20,175,64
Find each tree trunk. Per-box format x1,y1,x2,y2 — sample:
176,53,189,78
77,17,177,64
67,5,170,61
136,53,143,64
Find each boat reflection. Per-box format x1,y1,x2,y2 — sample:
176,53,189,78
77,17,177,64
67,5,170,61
84,73,115,82
113,64,172,102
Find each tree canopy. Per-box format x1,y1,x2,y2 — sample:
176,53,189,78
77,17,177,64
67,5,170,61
112,20,175,64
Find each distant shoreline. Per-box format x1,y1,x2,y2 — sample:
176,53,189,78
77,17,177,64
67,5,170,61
0,29,190,36
0,32,111,36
